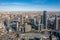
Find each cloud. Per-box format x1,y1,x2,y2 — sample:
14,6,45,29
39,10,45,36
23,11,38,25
0,2,60,11
33,0,46,3
0,5,59,12
0,5,42,12
0,2,29,6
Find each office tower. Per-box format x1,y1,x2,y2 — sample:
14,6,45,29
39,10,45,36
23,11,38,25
41,16,43,24
43,11,47,29
11,21,17,31
47,15,56,30
38,16,42,31
31,18,34,24
38,24,44,31
56,17,58,31
58,19,60,32
54,15,56,30
56,16,60,32
22,17,24,25
17,15,22,24
17,17,21,30
37,16,44,31
25,23,31,32
17,21,19,31
52,15,56,30
34,18,37,25
38,18,41,32
4,19,8,27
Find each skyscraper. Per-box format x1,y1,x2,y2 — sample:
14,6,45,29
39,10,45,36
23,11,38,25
43,11,47,29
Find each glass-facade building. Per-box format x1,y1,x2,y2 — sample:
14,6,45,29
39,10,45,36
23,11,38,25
43,11,47,29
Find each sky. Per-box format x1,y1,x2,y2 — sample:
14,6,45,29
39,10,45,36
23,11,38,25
0,0,60,11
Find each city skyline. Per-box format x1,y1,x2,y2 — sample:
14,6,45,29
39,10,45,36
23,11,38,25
0,0,60,11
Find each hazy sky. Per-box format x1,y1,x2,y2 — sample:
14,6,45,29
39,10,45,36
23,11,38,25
0,0,60,11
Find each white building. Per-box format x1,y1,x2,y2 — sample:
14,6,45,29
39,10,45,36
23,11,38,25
25,23,32,32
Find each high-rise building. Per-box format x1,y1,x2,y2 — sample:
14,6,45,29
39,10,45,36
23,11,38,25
25,23,32,32
43,11,47,29
34,18,37,25
48,15,56,30
56,16,60,32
